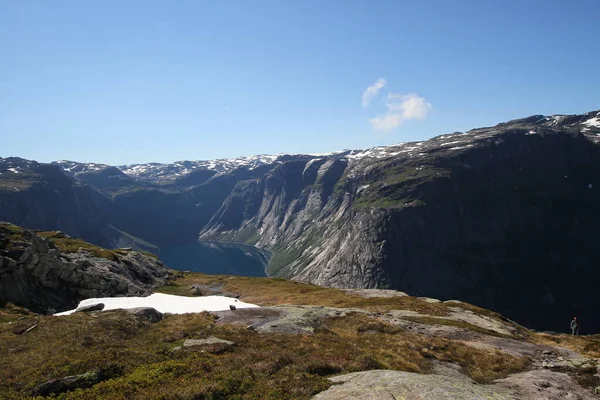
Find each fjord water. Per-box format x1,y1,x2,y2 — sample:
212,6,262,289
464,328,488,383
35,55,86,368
157,240,269,277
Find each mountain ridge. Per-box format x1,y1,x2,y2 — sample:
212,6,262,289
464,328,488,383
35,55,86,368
2,109,600,332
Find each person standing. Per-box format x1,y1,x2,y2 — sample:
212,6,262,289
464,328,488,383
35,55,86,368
570,317,580,336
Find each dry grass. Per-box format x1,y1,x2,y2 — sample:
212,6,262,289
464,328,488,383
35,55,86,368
324,313,528,384
531,331,600,358
157,273,452,316
0,235,533,398
0,303,34,323
0,309,529,400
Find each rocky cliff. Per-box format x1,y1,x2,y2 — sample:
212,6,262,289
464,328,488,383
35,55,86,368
199,110,600,332
0,223,172,314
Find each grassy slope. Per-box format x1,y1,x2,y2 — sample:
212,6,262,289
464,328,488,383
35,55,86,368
2,227,598,399
0,272,536,400
156,273,453,316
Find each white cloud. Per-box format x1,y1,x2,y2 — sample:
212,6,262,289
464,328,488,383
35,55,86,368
370,93,431,132
361,78,387,107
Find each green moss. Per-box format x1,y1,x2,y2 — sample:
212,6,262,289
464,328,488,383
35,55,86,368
37,231,129,262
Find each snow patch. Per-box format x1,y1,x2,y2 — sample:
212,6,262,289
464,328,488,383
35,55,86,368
55,293,259,316
357,184,370,194
582,117,600,128
307,151,342,157
441,140,464,147
549,115,567,126
448,145,474,151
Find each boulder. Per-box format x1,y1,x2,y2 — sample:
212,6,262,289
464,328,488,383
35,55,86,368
189,285,202,296
31,372,101,397
75,303,105,313
30,365,123,397
126,307,163,323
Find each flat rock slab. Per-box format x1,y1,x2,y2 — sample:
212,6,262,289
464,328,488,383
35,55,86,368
418,297,442,303
343,289,409,298
312,370,516,400
216,305,368,334
495,369,597,399
183,337,234,347
261,305,368,334
214,307,284,327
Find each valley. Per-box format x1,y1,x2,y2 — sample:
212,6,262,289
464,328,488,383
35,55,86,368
2,110,600,333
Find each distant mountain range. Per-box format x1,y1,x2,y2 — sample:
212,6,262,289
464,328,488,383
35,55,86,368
2,109,600,332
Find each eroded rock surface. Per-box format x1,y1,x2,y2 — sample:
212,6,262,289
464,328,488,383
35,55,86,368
312,369,516,400
0,226,172,314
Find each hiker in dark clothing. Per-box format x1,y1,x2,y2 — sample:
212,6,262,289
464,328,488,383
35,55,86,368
570,317,580,336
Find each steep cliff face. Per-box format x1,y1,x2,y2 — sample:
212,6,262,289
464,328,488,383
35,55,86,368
200,110,600,331
0,223,172,314
0,158,139,249
107,164,278,247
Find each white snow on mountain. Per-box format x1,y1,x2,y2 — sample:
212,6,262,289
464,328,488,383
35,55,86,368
119,154,282,182
54,160,110,174
582,116,600,128
48,110,600,184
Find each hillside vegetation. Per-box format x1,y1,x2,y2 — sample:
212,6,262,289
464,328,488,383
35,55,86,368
2,271,599,399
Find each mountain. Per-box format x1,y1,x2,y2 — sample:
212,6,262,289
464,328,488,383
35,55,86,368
2,109,600,332
198,110,600,332
118,154,282,184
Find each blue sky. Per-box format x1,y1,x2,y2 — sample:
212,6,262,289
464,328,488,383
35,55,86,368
1,0,599,165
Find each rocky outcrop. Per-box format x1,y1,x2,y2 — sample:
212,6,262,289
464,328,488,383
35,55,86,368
30,365,124,397
31,372,104,397
0,224,172,314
